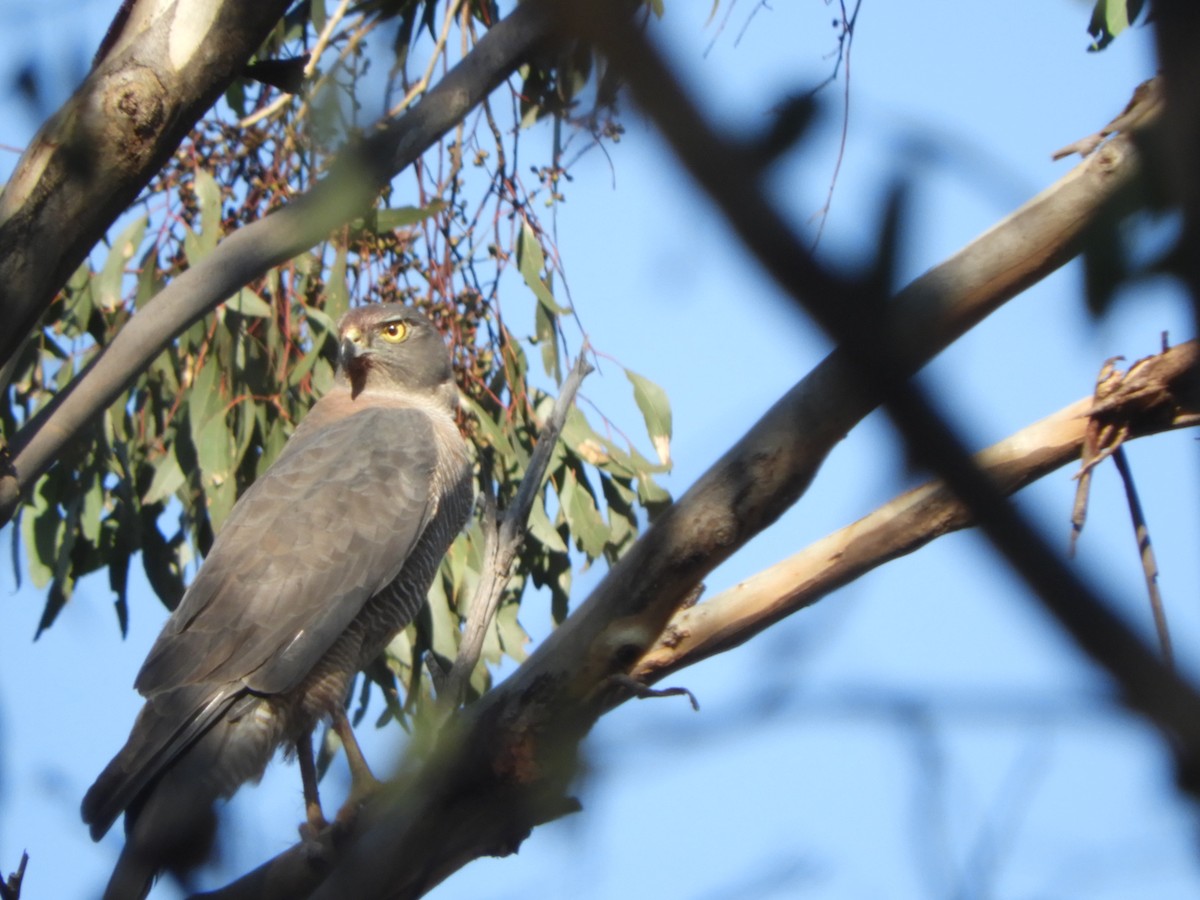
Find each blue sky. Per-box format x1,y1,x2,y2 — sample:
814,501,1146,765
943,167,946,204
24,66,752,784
3,1,1199,898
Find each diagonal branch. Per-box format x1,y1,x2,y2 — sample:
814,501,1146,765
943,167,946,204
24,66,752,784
634,341,1200,681
441,349,593,710
0,0,292,371
195,16,1185,899
573,3,1200,786
0,0,554,526
281,65,1179,900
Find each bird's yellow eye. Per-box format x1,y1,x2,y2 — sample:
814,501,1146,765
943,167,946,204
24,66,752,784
378,320,409,343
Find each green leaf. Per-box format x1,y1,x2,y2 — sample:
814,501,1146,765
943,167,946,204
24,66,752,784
534,294,561,382
311,356,335,395
19,484,57,589
228,287,274,318
305,305,338,337
1087,0,1145,51
326,244,350,322
600,473,638,558
528,487,568,553
182,169,222,264
372,200,446,232
287,340,326,389
135,245,163,309
518,221,569,315
637,474,672,519
258,417,290,475
143,451,187,505
560,468,608,559
187,358,237,530
80,473,105,545
196,414,237,531
109,542,131,637
96,215,148,311
232,403,258,473
495,601,530,663
625,368,672,468
427,555,464,661
195,168,223,256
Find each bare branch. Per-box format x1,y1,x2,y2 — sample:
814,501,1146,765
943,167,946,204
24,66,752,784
184,14,1198,897
0,851,27,900
441,350,593,710
0,0,553,526
569,3,1200,790
0,0,292,370
1112,447,1174,667
1051,75,1163,160
634,341,1200,681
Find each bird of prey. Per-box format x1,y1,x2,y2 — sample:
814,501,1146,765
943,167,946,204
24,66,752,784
82,304,474,900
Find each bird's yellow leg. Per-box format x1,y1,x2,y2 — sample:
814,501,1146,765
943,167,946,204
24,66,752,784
331,708,383,824
296,733,330,838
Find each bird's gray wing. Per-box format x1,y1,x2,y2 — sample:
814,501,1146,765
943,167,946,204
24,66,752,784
134,404,439,697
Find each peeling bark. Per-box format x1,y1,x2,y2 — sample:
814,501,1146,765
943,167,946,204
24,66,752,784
0,0,291,370
636,341,1200,681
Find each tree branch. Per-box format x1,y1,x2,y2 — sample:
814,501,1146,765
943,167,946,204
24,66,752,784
192,27,1176,899
0,0,292,371
441,350,594,710
573,2,1200,788
634,341,1200,681
0,0,553,526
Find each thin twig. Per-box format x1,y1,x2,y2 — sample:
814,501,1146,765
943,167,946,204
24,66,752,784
388,0,466,118
1070,356,1127,556
1112,447,1174,667
439,348,593,711
239,0,354,128
0,852,28,900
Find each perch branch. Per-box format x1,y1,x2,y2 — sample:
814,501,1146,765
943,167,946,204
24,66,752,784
195,41,1175,900
634,341,1200,681
571,3,1200,789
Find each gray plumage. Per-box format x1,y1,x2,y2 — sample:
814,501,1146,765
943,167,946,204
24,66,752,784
82,304,474,900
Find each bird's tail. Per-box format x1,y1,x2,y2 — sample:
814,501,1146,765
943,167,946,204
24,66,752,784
83,685,239,841
100,844,157,900
85,690,277,896
94,772,220,900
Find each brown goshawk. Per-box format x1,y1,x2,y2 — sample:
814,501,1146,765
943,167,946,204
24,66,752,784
81,304,474,899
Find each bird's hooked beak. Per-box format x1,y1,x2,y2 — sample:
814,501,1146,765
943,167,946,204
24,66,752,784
338,326,375,372
339,326,376,398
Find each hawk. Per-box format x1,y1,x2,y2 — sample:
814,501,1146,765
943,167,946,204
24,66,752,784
82,304,474,899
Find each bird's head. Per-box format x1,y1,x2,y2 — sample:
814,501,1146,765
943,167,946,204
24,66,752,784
335,304,454,401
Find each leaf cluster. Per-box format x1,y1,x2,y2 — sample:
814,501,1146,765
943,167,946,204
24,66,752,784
2,0,667,729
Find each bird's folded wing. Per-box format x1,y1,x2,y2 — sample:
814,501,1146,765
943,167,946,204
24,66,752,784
81,683,246,839
135,406,439,696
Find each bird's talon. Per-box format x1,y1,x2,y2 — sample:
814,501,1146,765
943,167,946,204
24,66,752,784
298,823,333,864
333,780,382,830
